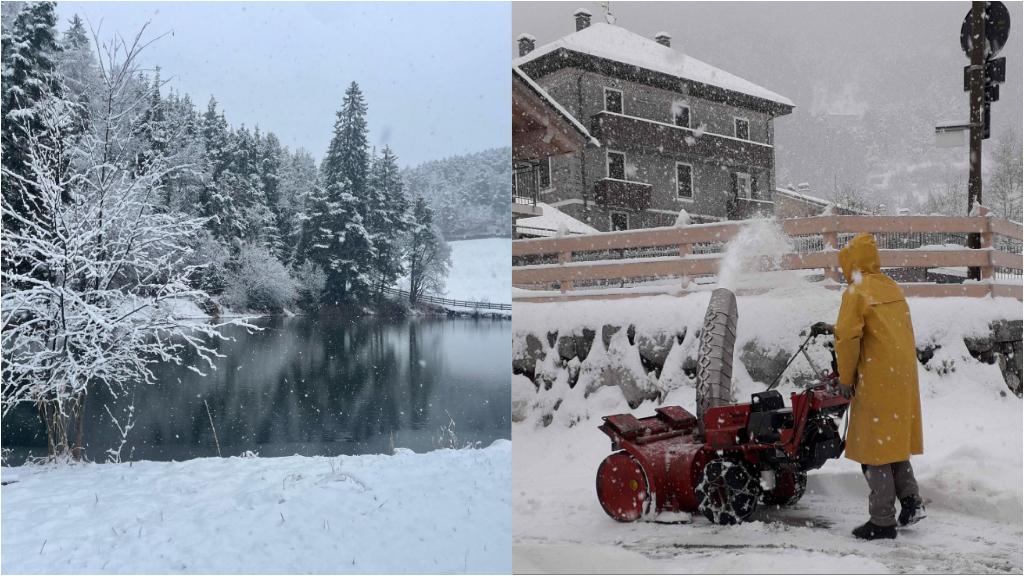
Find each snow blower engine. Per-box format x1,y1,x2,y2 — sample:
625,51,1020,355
595,288,849,525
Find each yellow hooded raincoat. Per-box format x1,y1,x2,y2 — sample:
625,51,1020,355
835,234,923,465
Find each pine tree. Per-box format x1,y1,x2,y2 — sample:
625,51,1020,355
367,146,411,296
323,81,369,196
1,1,65,233
199,97,239,239
301,81,375,305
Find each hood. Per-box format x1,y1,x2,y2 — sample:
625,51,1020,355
838,233,881,283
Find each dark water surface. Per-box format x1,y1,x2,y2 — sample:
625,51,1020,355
2,316,511,464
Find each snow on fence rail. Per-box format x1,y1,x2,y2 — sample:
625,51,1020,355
381,285,511,311
511,214,1024,302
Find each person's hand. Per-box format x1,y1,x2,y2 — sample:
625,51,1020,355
810,322,835,337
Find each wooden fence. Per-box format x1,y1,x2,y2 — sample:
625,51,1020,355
381,285,512,311
512,213,1024,302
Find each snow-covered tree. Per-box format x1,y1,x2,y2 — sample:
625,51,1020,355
301,81,375,305
406,196,450,304
0,27,241,460
1,1,65,234
367,145,411,297
223,242,298,312
986,130,1023,221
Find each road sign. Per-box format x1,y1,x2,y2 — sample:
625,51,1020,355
960,1,1011,58
935,123,971,148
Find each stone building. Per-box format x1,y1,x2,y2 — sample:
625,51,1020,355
514,10,795,231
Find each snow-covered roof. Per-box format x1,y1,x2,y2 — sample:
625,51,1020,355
775,186,829,207
513,22,794,109
516,202,599,237
513,66,600,148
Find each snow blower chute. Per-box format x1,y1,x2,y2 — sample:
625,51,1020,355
595,288,849,524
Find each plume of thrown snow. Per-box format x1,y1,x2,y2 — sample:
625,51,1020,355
717,219,806,293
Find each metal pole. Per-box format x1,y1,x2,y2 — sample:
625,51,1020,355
967,1,985,280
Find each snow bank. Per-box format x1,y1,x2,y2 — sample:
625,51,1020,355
444,238,511,304
2,442,511,574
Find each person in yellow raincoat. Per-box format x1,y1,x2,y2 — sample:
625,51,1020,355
815,233,925,540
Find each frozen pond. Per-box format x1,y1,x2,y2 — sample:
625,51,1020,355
2,316,511,464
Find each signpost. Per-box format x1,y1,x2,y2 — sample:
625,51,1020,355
958,1,1010,280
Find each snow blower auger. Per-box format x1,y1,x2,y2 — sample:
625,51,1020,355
595,288,849,525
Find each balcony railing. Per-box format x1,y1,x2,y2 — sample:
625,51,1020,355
591,111,774,169
513,162,543,217
593,177,652,211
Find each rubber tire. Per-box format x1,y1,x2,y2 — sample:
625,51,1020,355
761,470,808,507
695,458,760,525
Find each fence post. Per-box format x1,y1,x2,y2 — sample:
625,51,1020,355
558,249,572,294
978,206,993,285
679,242,692,289
822,220,839,283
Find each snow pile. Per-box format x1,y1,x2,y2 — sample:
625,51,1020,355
444,237,511,304
2,442,511,574
517,202,599,236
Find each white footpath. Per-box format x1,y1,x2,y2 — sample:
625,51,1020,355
2,441,511,574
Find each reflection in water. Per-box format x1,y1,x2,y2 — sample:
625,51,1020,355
2,316,510,464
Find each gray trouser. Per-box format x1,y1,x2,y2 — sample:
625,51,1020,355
861,461,920,527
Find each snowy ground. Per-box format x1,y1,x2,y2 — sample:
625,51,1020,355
2,441,511,574
444,237,511,304
513,290,1023,574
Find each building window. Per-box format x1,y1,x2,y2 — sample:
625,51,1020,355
673,104,690,128
538,157,551,190
676,163,693,200
734,172,752,199
734,117,750,140
606,151,626,180
610,211,629,231
604,87,623,114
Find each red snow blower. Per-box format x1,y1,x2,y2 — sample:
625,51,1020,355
595,289,849,525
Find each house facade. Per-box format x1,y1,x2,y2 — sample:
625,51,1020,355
514,11,795,231
512,66,598,233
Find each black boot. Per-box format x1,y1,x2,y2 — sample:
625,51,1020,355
852,521,896,540
899,496,926,526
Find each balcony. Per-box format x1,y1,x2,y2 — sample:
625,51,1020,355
512,162,543,218
593,178,652,211
591,111,774,169
729,196,775,220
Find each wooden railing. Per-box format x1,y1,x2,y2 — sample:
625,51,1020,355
512,213,1023,302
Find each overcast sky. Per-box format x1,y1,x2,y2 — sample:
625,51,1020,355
56,1,511,168
513,2,1023,203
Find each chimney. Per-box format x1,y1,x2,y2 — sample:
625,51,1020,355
574,8,592,31
654,32,672,47
517,33,536,57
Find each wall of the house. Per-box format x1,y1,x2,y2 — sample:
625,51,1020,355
532,66,780,232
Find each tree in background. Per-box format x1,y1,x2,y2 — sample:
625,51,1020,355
986,130,1023,221
406,197,450,305
367,145,411,298
1,1,65,234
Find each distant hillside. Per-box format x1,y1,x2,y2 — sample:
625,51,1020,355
403,147,510,240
